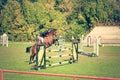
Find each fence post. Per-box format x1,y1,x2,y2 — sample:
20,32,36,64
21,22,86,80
0,70,4,80
73,76,77,80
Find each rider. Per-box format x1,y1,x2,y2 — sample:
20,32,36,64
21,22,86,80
37,29,49,45
37,34,44,45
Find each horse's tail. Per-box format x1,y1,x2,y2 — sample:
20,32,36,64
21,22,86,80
26,46,32,53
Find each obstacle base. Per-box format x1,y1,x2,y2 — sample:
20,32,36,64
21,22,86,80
78,51,97,57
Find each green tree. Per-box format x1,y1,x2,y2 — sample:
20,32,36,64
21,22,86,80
0,0,120,41
0,0,24,41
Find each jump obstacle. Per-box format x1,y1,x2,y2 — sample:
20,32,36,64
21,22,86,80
78,37,99,57
30,35,99,70
0,33,8,47
48,36,66,52
33,41,78,70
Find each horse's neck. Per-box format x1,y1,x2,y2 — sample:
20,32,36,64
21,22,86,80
47,34,53,38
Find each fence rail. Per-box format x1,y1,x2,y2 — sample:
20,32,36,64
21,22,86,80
0,70,120,80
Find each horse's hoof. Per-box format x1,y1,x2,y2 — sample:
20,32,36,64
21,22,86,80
34,67,38,70
29,62,32,64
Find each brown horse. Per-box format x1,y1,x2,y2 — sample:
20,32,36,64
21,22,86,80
27,29,59,64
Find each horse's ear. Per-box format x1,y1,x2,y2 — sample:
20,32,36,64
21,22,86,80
54,29,57,31
48,29,51,32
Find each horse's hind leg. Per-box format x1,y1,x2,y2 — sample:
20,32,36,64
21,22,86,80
29,44,36,64
29,54,35,64
29,56,33,64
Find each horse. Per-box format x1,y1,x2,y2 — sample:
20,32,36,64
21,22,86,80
26,28,59,64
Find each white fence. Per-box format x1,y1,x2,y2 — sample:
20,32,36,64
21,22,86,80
0,33,8,47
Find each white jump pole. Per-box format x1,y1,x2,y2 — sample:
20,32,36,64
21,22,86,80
87,36,91,47
2,35,4,46
94,39,99,56
80,35,84,51
6,37,8,47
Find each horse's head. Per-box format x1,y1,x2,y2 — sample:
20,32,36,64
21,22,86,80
48,28,59,37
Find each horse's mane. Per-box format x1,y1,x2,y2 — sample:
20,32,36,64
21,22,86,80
40,28,57,37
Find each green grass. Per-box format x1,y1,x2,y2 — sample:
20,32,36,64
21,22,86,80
0,43,120,80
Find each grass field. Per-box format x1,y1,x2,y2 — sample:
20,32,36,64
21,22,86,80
0,42,120,80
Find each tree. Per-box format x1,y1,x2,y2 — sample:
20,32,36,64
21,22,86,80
0,0,120,41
